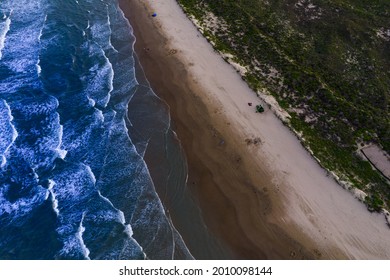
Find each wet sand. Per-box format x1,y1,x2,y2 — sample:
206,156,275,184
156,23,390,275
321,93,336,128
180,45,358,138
120,0,390,259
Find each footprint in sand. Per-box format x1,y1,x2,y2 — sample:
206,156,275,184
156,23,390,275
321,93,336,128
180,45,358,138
168,49,178,55
245,137,262,146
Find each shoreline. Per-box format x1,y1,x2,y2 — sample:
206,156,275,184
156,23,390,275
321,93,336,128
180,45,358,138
130,53,234,259
120,0,390,259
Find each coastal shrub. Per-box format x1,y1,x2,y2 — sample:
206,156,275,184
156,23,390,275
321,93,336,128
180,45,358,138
178,0,390,211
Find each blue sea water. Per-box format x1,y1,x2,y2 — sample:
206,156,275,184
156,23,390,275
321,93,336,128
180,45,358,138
0,0,192,259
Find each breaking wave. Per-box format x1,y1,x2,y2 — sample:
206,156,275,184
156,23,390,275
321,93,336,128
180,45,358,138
0,0,192,260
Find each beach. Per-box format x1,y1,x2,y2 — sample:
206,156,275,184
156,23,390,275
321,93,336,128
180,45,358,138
120,0,390,259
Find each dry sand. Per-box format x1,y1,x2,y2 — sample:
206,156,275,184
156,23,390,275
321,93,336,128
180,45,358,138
361,144,390,179
120,0,390,259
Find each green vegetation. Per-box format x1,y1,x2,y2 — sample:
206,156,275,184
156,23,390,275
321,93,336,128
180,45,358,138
177,0,390,211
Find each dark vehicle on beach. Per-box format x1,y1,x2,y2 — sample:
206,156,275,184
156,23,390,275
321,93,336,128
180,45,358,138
256,104,264,113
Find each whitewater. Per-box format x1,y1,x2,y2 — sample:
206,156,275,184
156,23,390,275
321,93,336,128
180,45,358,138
0,0,192,259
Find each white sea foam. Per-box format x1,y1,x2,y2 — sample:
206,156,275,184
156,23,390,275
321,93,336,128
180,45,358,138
0,16,11,60
95,108,105,122
101,51,114,107
0,157,5,167
116,2,135,46
0,0,184,259
87,95,96,107
0,99,18,168
37,14,47,44
95,188,131,231
2,0,50,74
55,124,68,159
36,59,42,74
87,8,116,107
85,164,97,184
106,7,119,53
56,149,68,160
84,49,113,108
35,14,47,76
6,20,44,73
95,188,143,254
124,224,133,237
47,179,59,215
58,234,89,260
120,118,139,156
77,212,91,259
0,183,47,217
17,95,59,117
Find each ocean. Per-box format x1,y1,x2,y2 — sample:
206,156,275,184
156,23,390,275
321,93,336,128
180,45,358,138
0,0,193,259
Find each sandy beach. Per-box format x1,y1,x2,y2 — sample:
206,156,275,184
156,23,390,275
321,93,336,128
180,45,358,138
120,0,390,259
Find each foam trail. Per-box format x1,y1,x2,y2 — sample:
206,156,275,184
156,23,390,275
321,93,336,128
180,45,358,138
95,108,105,122
83,44,113,108
37,15,47,44
100,50,113,107
124,224,133,237
36,15,47,75
85,164,125,226
106,7,119,53
0,10,11,60
123,223,146,259
94,186,140,247
116,3,136,51
55,124,68,159
84,165,96,184
77,212,91,260
87,96,96,107
96,190,126,224
0,100,18,168
36,59,42,75
47,179,59,215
